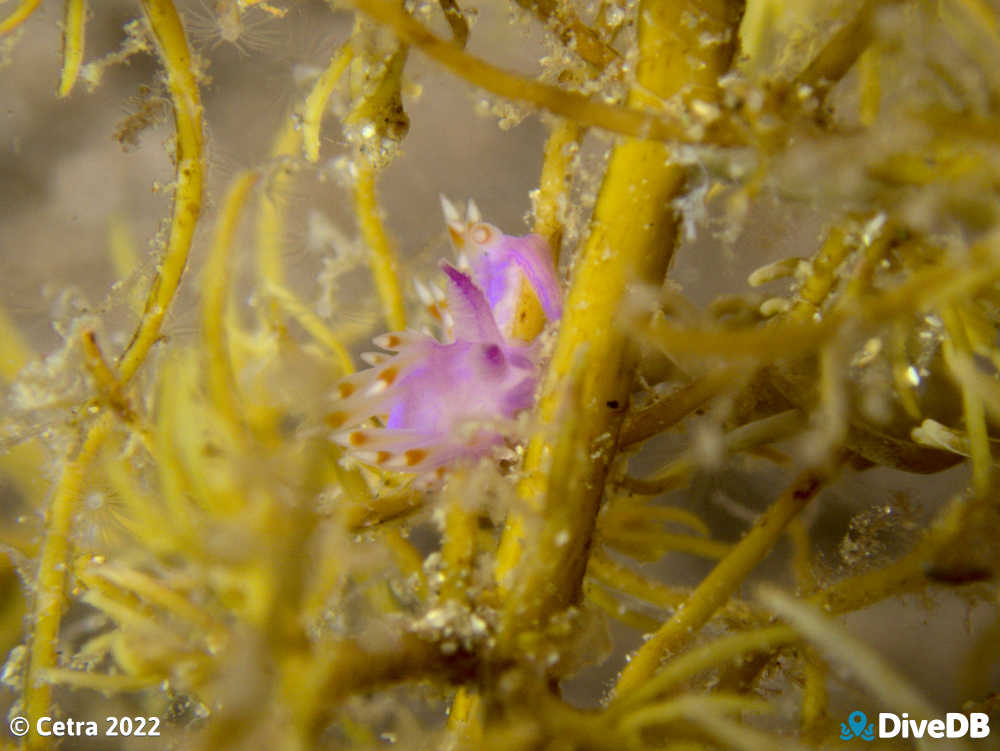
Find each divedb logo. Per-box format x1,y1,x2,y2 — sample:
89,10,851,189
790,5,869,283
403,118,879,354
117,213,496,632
840,710,991,741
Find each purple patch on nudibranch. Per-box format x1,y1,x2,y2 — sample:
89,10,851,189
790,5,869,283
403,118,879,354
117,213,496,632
329,198,562,474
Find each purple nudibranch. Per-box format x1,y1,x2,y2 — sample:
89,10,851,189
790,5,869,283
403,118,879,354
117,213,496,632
328,198,563,475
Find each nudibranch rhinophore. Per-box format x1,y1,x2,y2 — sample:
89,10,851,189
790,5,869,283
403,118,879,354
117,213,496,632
327,198,563,474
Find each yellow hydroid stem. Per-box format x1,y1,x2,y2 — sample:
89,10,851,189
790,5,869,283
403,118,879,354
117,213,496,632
351,0,733,144
447,687,482,743
786,518,829,732
264,282,355,374
495,0,740,640
25,2,203,737
355,162,407,331
58,0,87,97
759,586,943,724
0,0,41,36
614,625,798,711
24,415,113,747
941,304,991,497
532,119,581,258
613,466,831,699
508,119,582,343
119,0,204,383
302,43,353,163
256,114,301,326
202,170,259,430
80,330,151,449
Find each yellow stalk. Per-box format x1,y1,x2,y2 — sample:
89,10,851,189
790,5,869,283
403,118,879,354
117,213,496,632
941,304,991,496
0,0,42,36
621,409,804,497
514,0,618,69
507,119,583,343
354,162,407,331
23,18,207,719
621,367,739,447
532,119,582,258
648,245,1000,364
603,531,731,560
350,0,735,144
302,44,353,163
759,586,944,725
57,0,86,97
264,282,355,375
611,626,798,711
495,0,740,645
80,330,152,449
801,649,829,734
103,457,180,557
0,567,26,657
613,466,831,698
439,494,478,604
447,687,483,742
585,579,664,632
202,170,259,430
86,563,225,642
858,44,880,127
587,550,688,609
790,222,851,319
256,115,300,321
24,414,113,745
620,694,772,736
118,0,204,383
39,668,160,693
382,527,427,597
785,518,828,733
813,491,968,615
153,355,199,533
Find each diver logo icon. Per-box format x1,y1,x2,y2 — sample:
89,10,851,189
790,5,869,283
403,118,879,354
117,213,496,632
841,710,876,741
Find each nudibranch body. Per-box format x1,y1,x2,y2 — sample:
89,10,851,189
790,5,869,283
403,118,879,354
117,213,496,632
328,199,562,474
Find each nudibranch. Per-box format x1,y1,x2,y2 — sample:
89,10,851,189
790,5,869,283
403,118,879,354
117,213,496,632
327,198,563,474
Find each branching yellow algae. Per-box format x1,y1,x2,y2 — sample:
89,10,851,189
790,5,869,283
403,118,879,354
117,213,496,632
118,0,205,383
351,0,738,144
495,0,740,645
615,465,833,697
22,0,204,739
202,170,260,430
4,0,1000,747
